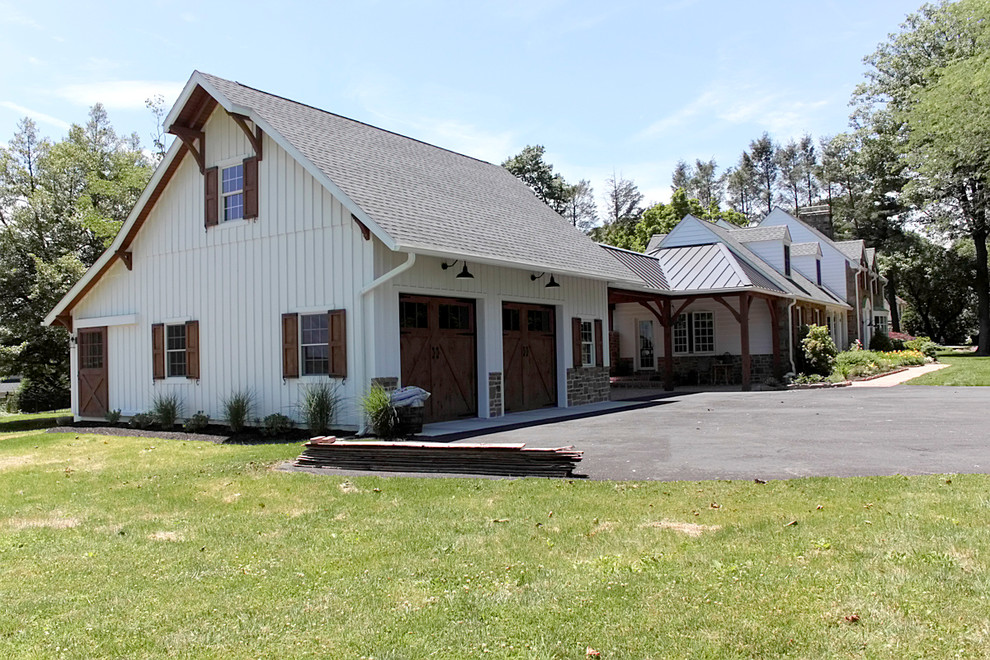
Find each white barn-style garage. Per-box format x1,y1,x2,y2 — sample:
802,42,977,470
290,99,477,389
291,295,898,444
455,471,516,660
45,71,639,429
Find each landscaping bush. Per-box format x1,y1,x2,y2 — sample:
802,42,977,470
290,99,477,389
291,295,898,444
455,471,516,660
184,411,210,433
151,392,182,429
17,374,70,413
361,384,398,439
300,382,340,436
105,409,122,424
800,324,837,377
869,332,894,352
221,390,254,433
261,413,295,437
792,373,827,385
2,389,20,414
832,349,926,379
905,337,939,360
129,412,154,429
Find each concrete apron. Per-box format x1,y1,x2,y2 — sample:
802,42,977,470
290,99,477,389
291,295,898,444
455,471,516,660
849,362,949,387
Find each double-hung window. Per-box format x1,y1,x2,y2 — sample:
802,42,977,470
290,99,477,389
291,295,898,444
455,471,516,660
580,320,594,366
221,164,244,222
672,311,715,355
300,313,329,376
166,324,187,377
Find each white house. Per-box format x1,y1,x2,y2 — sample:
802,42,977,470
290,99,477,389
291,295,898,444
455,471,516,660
604,212,853,389
45,71,639,428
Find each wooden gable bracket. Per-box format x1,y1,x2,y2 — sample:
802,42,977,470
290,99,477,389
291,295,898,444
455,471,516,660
55,313,73,333
670,299,693,324
115,250,133,271
168,126,206,174
637,300,667,328
228,113,263,161
351,213,371,241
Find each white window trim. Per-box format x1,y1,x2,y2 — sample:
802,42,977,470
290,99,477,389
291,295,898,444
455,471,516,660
673,310,716,356
165,322,188,379
299,312,329,377
219,160,245,223
579,319,594,367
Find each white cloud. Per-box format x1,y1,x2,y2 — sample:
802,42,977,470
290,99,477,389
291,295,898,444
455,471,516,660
0,102,70,130
0,3,41,29
54,80,184,110
639,78,833,142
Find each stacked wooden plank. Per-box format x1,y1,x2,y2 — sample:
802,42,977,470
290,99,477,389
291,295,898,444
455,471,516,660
296,437,583,478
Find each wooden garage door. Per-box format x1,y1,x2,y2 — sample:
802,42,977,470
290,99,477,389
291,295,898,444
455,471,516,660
502,302,557,413
78,326,109,418
399,295,477,423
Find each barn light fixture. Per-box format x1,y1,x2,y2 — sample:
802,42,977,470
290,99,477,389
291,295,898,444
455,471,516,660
530,272,561,288
441,260,474,279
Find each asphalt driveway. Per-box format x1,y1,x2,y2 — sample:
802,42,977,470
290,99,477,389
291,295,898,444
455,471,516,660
472,386,990,481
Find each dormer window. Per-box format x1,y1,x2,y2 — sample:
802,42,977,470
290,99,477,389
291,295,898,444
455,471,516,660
816,259,822,285
784,245,791,277
221,164,244,222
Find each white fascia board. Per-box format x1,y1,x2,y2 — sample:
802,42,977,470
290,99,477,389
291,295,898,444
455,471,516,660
75,314,138,329
191,73,398,252
400,245,640,285
163,72,204,129
43,140,186,326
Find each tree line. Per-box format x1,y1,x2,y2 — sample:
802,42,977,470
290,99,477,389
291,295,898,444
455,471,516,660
503,0,990,351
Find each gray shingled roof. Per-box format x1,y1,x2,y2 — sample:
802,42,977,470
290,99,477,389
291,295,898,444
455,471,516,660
835,239,866,262
645,233,667,255
601,245,669,290
730,225,790,243
865,247,876,266
791,242,822,257
197,72,635,283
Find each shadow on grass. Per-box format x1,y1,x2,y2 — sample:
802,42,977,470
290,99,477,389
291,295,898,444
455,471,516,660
0,413,70,434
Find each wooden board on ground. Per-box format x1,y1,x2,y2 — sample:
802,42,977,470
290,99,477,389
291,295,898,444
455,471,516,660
296,437,583,478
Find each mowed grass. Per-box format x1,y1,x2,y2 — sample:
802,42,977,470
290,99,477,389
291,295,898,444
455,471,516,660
0,409,71,433
907,352,990,386
1,430,989,658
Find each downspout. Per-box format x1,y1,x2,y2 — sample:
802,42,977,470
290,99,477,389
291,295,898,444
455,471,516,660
356,252,416,434
786,298,797,375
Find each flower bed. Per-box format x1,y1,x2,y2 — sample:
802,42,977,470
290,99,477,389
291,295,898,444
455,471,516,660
832,349,926,380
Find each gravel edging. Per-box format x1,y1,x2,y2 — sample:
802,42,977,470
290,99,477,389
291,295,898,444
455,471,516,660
47,425,235,444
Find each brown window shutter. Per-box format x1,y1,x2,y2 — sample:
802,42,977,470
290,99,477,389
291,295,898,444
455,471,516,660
572,317,582,368
204,166,219,227
328,309,347,378
185,320,200,379
594,319,604,367
282,313,299,378
243,156,258,219
152,323,165,380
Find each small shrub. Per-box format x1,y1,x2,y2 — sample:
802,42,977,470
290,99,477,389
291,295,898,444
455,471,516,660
105,409,122,424
801,324,837,377
184,411,210,433
2,389,20,414
129,412,154,429
361,384,398,439
905,337,939,359
869,332,894,352
792,373,827,385
261,413,295,437
151,392,182,428
221,390,254,433
761,376,785,390
300,382,340,435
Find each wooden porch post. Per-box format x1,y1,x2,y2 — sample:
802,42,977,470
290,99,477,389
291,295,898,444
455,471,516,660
663,299,674,391
766,297,781,378
740,293,751,391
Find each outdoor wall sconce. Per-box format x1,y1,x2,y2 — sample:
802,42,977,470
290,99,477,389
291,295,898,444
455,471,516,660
441,260,474,279
530,272,560,288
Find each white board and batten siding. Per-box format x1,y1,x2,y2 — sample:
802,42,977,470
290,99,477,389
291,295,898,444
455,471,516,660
371,245,609,417
761,213,851,301
69,110,374,427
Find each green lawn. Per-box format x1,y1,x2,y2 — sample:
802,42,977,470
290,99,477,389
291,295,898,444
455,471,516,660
906,352,990,386
0,409,71,433
1,429,989,658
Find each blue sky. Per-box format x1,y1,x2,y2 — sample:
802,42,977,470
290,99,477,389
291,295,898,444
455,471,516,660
1,0,920,209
